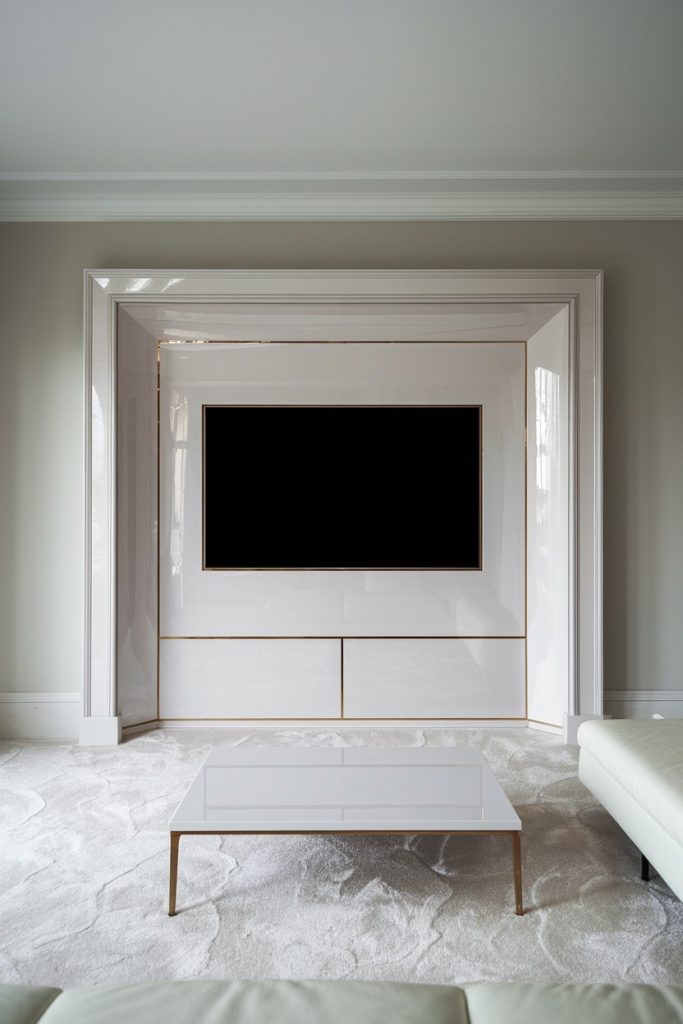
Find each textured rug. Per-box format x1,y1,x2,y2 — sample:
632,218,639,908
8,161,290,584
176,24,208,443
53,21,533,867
1,727,682,989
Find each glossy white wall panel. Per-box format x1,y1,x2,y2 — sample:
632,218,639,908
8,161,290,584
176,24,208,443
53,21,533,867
159,342,525,638
343,639,525,718
526,309,570,726
83,272,602,744
116,309,158,726
88,278,116,718
126,300,564,343
159,638,341,719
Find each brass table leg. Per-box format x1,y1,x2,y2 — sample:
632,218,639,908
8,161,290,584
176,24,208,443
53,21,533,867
512,831,523,915
169,832,180,916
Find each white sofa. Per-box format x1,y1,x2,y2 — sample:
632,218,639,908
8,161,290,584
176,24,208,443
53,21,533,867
578,719,683,901
2,980,683,1024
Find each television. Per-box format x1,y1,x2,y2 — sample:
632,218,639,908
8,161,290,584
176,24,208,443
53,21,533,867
203,405,481,570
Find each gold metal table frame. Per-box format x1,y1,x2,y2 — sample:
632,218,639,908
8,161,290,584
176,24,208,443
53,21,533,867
168,828,523,917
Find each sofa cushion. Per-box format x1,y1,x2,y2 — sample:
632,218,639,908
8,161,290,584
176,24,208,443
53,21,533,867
0,984,62,1024
577,720,683,847
465,982,683,1024
38,979,469,1024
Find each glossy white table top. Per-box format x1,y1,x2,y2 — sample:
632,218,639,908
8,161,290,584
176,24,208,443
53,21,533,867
170,746,521,833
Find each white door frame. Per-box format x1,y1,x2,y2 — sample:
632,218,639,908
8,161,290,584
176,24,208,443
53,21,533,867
82,269,602,744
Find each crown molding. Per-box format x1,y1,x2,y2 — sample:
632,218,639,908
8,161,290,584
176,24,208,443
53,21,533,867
3,170,683,182
1,174,683,221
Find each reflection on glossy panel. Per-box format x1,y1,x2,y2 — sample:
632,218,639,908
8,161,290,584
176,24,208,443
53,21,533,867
170,745,521,832
159,342,525,637
116,308,159,726
526,309,570,726
159,638,341,719
343,638,525,719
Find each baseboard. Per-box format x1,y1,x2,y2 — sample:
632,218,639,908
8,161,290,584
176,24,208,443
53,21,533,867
0,691,79,741
14,701,670,742
79,715,122,745
121,719,159,737
156,718,530,730
527,719,563,736
604,690,683,720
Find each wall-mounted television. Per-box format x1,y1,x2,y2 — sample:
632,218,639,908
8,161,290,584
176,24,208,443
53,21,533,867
203,405,481,570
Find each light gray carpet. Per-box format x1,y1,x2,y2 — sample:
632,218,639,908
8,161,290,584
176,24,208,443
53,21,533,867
1,727,682,988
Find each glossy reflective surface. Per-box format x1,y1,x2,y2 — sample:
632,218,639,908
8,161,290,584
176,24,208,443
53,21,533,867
87,274,602,743
116,308,159,727
526,308,570,727
170,746,521,832
159,638,341,719
344,638,525,718
159,342,525,637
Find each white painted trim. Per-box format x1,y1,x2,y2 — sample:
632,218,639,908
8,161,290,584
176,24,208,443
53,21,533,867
0,692,79,741
528,720,563,736
594,281,605,717
605,690,683,702
157,719,529,730
84,269,602,744
82,275,92,718
3,171,683,182
603,691,683,721
0,691,79,703
79,715,122,745
2,178,683,221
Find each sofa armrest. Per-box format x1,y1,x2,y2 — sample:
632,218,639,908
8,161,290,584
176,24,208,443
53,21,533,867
464,982,683,1024
0,985,62,1024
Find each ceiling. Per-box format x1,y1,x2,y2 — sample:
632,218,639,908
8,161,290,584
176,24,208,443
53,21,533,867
2,0,682,220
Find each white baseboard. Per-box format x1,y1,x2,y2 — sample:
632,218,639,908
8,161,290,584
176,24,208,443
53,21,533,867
79,715,122,745
528,719,563,736
604,690,683,720
12,697,677,744
156,718,530,730
0,692,79,741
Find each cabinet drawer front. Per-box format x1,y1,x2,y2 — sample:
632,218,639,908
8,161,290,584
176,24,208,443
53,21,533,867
343,639,525,719
160,638,341,719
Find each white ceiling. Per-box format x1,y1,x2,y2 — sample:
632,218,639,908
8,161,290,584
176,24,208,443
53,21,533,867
2,0,682,219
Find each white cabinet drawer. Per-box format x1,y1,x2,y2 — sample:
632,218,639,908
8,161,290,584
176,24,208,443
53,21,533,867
343,639,525,719
159,638,341,719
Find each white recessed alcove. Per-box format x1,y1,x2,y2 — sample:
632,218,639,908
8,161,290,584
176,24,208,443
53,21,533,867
82,270,602,744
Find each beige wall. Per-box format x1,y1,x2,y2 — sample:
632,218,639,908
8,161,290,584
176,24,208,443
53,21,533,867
0,221,682,702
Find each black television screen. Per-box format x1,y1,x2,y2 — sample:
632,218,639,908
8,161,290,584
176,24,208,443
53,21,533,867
203,405,481,570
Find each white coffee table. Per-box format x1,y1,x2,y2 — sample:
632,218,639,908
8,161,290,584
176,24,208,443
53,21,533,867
168,746,523,916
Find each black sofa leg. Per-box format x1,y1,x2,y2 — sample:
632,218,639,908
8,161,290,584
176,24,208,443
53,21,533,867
641,854,650,882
